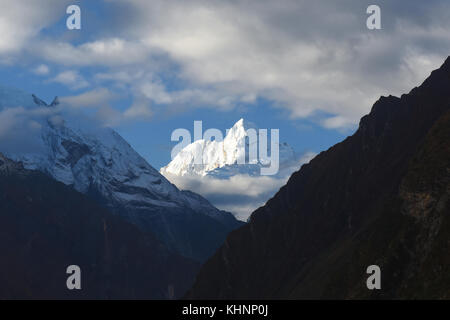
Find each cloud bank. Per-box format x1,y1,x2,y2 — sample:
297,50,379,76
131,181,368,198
164,152,317,221
2,0,450,128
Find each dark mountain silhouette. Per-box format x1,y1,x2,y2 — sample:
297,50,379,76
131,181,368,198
187,57,450,299
0,154,199,299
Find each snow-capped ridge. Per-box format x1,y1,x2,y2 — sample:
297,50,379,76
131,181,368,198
0,86,231,219
161,118,296,177
0,86,243,261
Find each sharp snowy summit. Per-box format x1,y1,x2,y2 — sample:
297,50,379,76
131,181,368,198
160,118,316,221
161,118,297,178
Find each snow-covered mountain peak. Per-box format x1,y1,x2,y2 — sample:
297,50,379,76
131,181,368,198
0,86,234,219
226,118,246,137
161,119,296,178
0,85,243,261
225,118,257,136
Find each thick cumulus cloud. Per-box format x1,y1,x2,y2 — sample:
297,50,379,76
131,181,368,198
2,0,449,128
36,0,450,127
114,0,450,126
0,0,71,59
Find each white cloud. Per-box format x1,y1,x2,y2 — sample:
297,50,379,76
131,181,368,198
139,81,173,104
59,88,151,126
0,105,53,154
163,151,316,221
2,0,450,129
50,71,89,90
32,64,50,75
0,107,26,138
60,88,116,108
95,70,146,84
0,1,70,56
94,70,253,115
321,115,355,130
123,100,153,119
166,173,289,221
37,38,151,66
87,0,450,128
